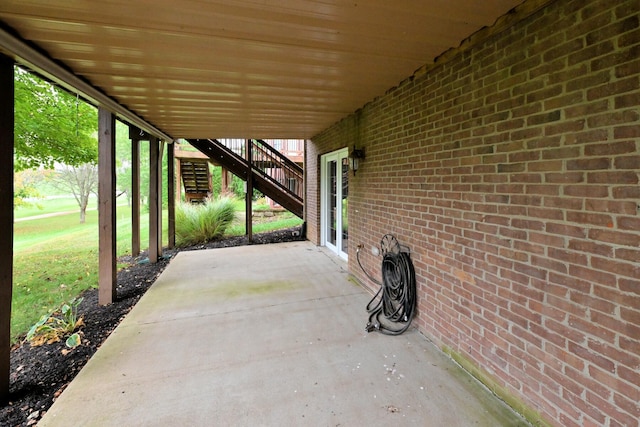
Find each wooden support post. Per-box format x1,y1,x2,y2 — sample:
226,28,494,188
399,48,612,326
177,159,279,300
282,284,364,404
175,154,182,203
98,107,117,305
157,140,164,257
167,142,175,248
149,136,159,263
0,54,14,404
245,139,253,242
221,166,229,193
207,162,213,198
130,132,141,257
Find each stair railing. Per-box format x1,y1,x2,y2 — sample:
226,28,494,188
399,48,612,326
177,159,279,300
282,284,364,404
187,138,303,211
250,139,303,200
214,139,245,158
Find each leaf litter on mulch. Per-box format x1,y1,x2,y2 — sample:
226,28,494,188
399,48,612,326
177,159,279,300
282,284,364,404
1,227,303,426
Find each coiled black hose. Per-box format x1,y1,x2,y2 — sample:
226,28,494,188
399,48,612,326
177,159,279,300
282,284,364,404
357,235,417,335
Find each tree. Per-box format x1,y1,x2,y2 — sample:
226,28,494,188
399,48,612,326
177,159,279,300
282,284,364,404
14,67,99,215
49,164,98,223
14,67,98,171
14,169,51,208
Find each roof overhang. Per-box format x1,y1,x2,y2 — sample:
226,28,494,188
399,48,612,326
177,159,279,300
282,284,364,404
0,0,528,140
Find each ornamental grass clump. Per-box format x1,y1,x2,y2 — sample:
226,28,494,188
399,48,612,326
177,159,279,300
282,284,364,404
175,196,238,247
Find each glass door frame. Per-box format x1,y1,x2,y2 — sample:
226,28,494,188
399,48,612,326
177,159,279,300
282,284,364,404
320,148,349,260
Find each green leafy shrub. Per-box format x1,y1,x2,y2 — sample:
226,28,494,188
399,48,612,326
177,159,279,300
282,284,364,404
175,196,238,247
26,297,84,348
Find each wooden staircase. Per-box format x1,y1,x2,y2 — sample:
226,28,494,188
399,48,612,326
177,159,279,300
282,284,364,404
186,139,303,218
174,148,213,203
179,159,211,203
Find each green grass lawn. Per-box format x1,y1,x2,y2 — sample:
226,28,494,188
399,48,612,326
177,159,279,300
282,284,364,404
14,195,98,219
11,199,302,343
12,206,167,342
227,213,302,236
227,198,303,235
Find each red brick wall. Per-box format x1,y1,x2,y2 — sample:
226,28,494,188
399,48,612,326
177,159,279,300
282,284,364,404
308,0,640,425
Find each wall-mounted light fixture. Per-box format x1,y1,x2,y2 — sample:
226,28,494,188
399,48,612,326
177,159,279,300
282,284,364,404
349,147,365,175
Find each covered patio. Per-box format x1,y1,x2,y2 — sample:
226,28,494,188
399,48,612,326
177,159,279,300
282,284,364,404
0,0,530,405
39,242,525,426
4,1,638,425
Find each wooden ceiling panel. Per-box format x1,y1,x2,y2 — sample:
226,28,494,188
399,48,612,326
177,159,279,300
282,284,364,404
0,0,525,139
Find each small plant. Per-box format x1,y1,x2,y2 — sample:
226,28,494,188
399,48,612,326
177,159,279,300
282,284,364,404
26,297,84,348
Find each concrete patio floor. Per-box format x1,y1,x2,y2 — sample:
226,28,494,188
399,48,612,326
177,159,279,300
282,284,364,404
39,241,527,426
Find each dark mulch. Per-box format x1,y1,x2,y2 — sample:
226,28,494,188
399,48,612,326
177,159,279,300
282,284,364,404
1,227,303,426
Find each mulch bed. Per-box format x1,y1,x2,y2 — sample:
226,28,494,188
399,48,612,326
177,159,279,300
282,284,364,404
1,227,303,426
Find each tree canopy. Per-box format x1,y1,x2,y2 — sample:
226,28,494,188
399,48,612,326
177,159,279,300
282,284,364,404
14,67,98,171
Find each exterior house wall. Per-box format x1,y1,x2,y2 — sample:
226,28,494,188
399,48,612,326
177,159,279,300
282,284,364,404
305,122,354,246
307,0,639,425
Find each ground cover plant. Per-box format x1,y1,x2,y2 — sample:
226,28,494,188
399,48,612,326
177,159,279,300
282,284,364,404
25,297,84,348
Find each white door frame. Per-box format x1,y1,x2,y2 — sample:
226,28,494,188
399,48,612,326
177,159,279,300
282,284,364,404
320,148,349,260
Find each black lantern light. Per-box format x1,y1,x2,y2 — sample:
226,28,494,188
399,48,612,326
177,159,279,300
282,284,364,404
349,148,365,175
